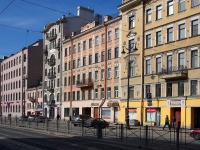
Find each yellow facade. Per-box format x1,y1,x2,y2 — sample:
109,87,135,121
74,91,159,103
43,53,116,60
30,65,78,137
118,0,200,129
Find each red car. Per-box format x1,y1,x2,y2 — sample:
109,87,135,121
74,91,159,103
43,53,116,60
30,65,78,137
190,129,200,140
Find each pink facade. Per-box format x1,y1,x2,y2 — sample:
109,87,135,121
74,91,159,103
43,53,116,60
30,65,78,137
62,16,122,122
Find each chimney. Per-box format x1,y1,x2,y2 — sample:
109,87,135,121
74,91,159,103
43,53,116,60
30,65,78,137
104,15,112,22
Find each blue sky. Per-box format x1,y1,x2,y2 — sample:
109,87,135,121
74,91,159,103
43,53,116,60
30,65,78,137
0,0,121,58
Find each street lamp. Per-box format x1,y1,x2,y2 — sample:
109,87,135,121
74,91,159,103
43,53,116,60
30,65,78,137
22,76,27,116
121,42,138,129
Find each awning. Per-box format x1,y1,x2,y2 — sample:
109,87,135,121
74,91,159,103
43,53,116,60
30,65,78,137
107,100,119,107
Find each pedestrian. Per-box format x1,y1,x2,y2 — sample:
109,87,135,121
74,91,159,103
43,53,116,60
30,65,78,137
172,116,176,129
163,115,170,130
56,114,60,120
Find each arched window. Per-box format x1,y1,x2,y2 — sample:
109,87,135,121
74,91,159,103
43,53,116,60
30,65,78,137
44,95,47,102
16,93,18,100
19,105,20,112
13,105,15,112
50,54,55,62
19,92,21,100
50,94,54,101
19,80,21,88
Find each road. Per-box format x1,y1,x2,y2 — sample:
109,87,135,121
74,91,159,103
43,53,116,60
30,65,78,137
0,126,138,150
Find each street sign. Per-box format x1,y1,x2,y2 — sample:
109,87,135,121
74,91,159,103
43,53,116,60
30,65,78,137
52,100,55,104
148,101,152,106
146,93,152,102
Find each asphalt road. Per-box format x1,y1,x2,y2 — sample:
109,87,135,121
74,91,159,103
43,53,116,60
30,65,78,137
0,126,137,150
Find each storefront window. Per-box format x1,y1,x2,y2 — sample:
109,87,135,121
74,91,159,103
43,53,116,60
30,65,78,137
146,108,156,122
129,108,137,120
101,108,111,119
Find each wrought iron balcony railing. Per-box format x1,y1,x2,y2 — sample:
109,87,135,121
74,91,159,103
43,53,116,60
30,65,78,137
47,72,56,79
76,79,93,88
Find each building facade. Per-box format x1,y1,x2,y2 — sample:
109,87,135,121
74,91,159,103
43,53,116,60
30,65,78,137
118,0,200,128
62,15,122,122
0,39,43,117
42,6,102,119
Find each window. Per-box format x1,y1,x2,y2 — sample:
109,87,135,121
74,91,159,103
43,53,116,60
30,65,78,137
88,90,92,100
64,63,67,71
101,34,105,44
57,93,60,101
89,55,92,65
146,59,151,75
167,27,173,42
83,41,86,50
146,34,151,48
191,50,198,68
108,31,112,41
192,0,199,7
179,0,185,12
83,57,86,66
69,47,71,55
156,31,162,45
179,24,185,39
108,49,111,60
101,69,104,80
191,80,198,95
129,39,136,52
130,87,134,98
82,90,85,100
146,9,152,23
95,36,99,46
115,28,119,39
108,68,111,79
101,88,104,99
167,55,173,72
115,47,119,58
101,51,104,62
107,87,111,99
73,76,75,85
64,108,70,117
77,58,80,68
68,61,71,70
68,77,70,85
68,92,70,101
95,89,98,99
95,71,98,81
95,53,98,63
114,66,119,77
89,72,92,81
73,45,76,54
89,38,92,48
156,5,162,20
114,86,118,98
130,62,135,77
72,91,75,100
78,43,81,52
146,85,150,96
178,82,184,96
167,1,173,16
101,108,111,119
178,53,185,69
73,60,76,69
156,57,161,73
57,78,60,87
129,16,135,29
156,84,161,97
77,91,80,100
191,20,198,36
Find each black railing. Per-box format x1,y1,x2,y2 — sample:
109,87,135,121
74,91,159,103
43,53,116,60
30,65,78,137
162,65,187,74
47,72,56,79
47,87,54,93
46,33,57,41
48,59,56,66
76,79,93,87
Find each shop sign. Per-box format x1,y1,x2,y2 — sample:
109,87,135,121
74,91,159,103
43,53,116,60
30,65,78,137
129,108,137,113
91,103,99,106
146,108,156,112
167,100,185,106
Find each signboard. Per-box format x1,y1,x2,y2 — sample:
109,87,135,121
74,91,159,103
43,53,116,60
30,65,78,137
52,100,55,104
146,93,152,102
91,103,99,106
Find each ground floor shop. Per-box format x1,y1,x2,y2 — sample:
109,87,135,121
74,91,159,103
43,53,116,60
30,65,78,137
62,99,119,123
118,99,200,129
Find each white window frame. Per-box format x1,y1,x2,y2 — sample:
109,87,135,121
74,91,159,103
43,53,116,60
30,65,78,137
190,16,200,36
114,66,119,77
155,55,162,73
145,57,151,75
190,47,199,68
145,31,152,48
108,68,111,79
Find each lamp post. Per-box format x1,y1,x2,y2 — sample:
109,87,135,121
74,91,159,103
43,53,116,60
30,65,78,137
22,76,27,116
121,42,138,129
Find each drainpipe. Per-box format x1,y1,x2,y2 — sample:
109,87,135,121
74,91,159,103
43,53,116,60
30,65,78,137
70,37,73,118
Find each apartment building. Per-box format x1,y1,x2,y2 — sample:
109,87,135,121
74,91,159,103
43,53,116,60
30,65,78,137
0,58,3,116
118,0,200,128
42,6,102,119
62,15,122,122
0,39,43,117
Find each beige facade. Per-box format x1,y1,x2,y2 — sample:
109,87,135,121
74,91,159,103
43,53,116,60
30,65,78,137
119,0,200,128
62,16,122,122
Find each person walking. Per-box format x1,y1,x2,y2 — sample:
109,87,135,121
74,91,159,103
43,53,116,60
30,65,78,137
163,115,170,130
56,114,60,120
172,116,176,129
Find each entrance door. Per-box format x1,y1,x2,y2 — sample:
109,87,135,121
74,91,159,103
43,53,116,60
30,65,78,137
174,108,181,127
114,107,118,123
94,107,98,118
50,107,54,119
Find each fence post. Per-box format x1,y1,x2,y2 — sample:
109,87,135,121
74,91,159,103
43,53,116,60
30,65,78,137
9,117,11,127
121,124,124,142
97,122,102,139
45,119,47,131
5,116,6,125
176,127,179,150
15,116,17,126
80,121,83,136
67,120,70,134
0,117,2,124
145,125,148,145
56,120,58,132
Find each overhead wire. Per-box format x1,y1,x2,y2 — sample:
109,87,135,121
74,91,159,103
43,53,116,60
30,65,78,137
0,0,14,14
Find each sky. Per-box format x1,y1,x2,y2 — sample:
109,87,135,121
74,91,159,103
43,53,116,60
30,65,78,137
0,0,121,58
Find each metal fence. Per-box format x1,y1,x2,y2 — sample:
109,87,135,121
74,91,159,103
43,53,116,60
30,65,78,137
0,117,200,150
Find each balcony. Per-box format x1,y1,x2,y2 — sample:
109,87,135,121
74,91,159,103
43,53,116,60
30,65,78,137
48,59,55,66
28,97,36,102
43,49,48,56
76,79,93,88
46,33,57,41
48,72,56,79
55,42,60,50
47,87,54,93
161,65,188,80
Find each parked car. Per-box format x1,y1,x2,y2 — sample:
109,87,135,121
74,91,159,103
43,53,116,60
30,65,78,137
190,129,200,140
28,114,38,122
35,116,50,123
71,115,92,126
19,116,28,121
84,118,109,128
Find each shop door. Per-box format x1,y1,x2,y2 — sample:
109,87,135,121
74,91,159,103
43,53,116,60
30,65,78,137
94,107,98,118
174,108,181,127
114,107,118,123
50,107,55,119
